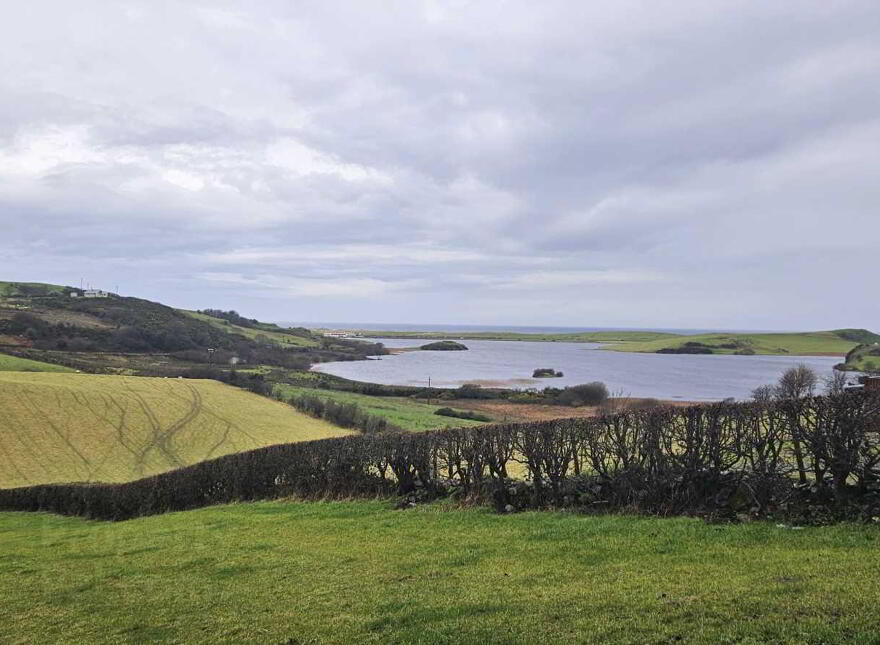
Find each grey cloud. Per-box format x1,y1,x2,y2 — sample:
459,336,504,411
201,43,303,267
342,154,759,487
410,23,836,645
0,1,878,328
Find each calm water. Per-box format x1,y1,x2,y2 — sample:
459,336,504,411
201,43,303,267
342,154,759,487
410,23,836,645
312,338,842,401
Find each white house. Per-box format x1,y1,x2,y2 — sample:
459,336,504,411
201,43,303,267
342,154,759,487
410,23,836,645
83,289,110,298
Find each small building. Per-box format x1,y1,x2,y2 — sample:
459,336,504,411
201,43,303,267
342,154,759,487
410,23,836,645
847,375,880,393
863,376,880,392
83,289,109,299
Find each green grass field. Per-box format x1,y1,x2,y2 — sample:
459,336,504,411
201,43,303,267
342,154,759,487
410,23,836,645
0,280,68,298
355,328,874,356
0,352,74,372
274,384,491,431
602,330,865,356
842,344,880,372
181,310,319,348
2,500,879,644
0,373,350,488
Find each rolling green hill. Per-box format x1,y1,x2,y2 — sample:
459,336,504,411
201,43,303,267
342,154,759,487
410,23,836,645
839,343,880,372
0,280,69,298
0,373,351,488
0,281,382,374
181,310,319,348
602,329,878,356
350,328,877,356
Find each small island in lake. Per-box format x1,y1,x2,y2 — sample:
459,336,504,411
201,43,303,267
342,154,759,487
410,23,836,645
420,340,468,351
533,368,564,378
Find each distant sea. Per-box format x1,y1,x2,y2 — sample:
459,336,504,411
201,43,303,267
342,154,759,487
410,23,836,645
276,322,778,336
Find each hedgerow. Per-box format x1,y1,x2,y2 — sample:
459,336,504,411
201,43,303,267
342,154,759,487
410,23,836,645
289,393,400,434
1,392,878,523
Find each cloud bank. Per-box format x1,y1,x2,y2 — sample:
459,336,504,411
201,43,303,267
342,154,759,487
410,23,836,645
1,1,878,329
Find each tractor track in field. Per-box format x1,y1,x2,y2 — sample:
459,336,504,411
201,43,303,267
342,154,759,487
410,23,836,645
1,389,52,479
123,385,185,471
0,374,342,488
82,392,143,479
163,381,262,456
122,380,212,471
22,387,93,473
0,435,31,485
3,378,234,483
202,421,234,461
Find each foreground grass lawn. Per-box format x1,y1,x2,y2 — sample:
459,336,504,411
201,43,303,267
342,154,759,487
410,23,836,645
2,502,880,644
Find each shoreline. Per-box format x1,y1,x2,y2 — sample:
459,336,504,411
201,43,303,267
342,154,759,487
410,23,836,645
341,329,866,358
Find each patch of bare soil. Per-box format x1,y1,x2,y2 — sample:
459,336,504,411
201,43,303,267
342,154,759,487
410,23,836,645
0,335,30,347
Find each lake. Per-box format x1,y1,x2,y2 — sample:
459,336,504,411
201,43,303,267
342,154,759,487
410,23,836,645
312,338,842,401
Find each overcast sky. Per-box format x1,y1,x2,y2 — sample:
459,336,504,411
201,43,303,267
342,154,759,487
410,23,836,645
1,1,878,330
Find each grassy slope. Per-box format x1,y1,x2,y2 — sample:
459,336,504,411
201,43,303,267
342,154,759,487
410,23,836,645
181,310,319,347
841,344,880,372
353,328,873,356
2,500,879,644
274,384,490,431
0,281,68,297
603,331,863,356
0,353,74,372
0,373,350,488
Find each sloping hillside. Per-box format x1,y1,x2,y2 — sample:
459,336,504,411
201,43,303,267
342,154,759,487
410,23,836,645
0,373,351,488
840,343,880,372
181,310,319,348
0,281,384,373
331,327,879,357
0,352,74,372
0,281,69,298
602,329,878,356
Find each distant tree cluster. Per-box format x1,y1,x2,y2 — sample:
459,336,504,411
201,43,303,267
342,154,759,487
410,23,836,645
434,407,492,422
553,382,609,406
172,367,273,396
752,364,845,403
532,368,563,378
289,394,399,434
420,341,468,351
511,382,610,407
199,309,259,328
